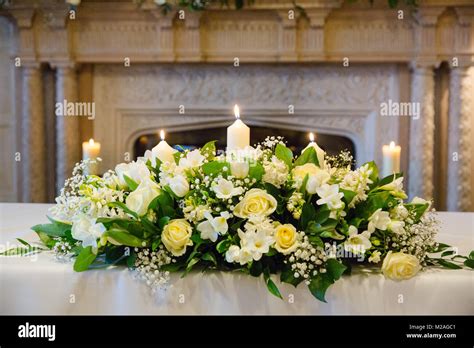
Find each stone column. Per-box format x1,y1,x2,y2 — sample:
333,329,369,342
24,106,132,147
446,66,473,211
21,64,47,202
408,64,436,201
55,64,80,192
277,10,298,61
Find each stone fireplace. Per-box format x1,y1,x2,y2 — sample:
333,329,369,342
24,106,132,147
0,0,473,211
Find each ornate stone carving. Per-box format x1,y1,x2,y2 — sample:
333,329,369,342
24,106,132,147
446,67,473,211
21,65,47,202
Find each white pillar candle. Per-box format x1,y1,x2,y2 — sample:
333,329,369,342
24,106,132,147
227,104,250,151
303,132,326,168
151,130,176,164
382,141,401,177
82,138,101,175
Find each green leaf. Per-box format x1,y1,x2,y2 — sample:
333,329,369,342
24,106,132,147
200,140,217,160
280,266,304,287
31,222,70,238
185,257,200,273
364,161,379,185
275,143,293,169
463,259,474,269
308,273,334,303
308,235,324,248
437,259,462,269
151,238,161,252
108,201,139,219
216,239,232,254
158,216,170,230
314,206,330,224
173,151,182,165
340,189,356,206
300,202,316,230
127,251,137,268
441,250,456,257
35,231,56,249
263,268,282,299
248,162,264,181
16,238,31,247
106,228,148,247
469,251,474,260
73,246,97,272
300,174,309,194
320,229,345,240
202,252,217,266
404,203,429,222
161,262,183,272
250,260,263,277
326,259,347,281
202,161,228,176
378,172,403,187
294,147,319,167
123,174,139,191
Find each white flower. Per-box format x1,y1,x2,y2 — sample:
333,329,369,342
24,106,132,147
168,174,189,197
262,156,288,188
115,161,150,189
368,208,391,233
344,225,372,255
71,214,106,249
225,245,241,263
382,251,421,280
391,204,409,220
316,184,344,210
388,220,405,234
379,176,407,199
178,149,205,169
411,196,432,210
306,169,331,194
292,163,319,189
230,161,249,179
125,179,161,216
212,178,244,199
369,250,381,263
238,228,275,261
197,211,230,242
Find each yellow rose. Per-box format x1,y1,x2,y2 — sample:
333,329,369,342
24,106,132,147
233,188,277,219
291,163,319,188
274,223,298,254
162,219,193,256
381,251,421,280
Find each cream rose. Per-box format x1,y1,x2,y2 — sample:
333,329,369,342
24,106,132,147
291,163,319,188
125,179,160,216
161,219,193,257
274,223,298,254
381,251,421,280
233,188,277,219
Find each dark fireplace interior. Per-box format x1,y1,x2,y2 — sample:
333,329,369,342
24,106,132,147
134,126,355,162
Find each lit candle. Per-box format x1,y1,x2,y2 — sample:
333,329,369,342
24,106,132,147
303,132,326,168
227,104,250,151
382,141,401,177
82,138,101,175
151,130,176,164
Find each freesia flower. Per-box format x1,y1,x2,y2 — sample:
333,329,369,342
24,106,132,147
306,169,331,194
212,178,244,199
344,225,371,255
379,176,407,199
368,208,391,233
178,150,206,169
316,184,344,210
238,228,274,261
71,214,106,249
197,211,230,242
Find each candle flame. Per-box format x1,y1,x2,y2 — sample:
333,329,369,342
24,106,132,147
234,104,240,119
160,130,165,141
309,132,315,142
89,138,94,145
389,141,396,149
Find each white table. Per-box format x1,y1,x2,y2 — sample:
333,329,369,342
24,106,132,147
1,203,473,315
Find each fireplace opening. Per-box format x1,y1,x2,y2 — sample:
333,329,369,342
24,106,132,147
134,126,355,163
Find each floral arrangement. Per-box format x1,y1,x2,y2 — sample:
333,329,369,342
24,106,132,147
6,137,473,302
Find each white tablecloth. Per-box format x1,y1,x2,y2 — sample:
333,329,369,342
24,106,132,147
0,203,473,315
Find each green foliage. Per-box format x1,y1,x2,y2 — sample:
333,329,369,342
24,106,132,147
404,203,429,222
73,246,97,272
280,265,304,287
202,161,228,176
106,228,148,247
275,143,293,169
248,162,264,181
263,268,282,299
31,219,71,238
200,141,217,160
294,147,319,167
123,174,138,191
300,202,316,230
308,259,346,302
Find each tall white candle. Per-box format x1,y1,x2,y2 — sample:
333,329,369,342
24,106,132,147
152,130,176,164
227,104,250,151
82,138,101,175
303,132,326,168
382,141,401,177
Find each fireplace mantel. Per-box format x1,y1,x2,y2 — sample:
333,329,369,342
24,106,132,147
0,0,473,211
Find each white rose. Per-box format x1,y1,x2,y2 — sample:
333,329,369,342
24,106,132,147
230,161,249,179
168,175,189,197
115,161,150,189
306,169,331,194
381,251,421,280
292,163,319,188
71,214,106,249
162,219,193,256
125,179,161,216
233,188,277,219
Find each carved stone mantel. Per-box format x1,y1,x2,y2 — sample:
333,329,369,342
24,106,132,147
0,0,473,210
